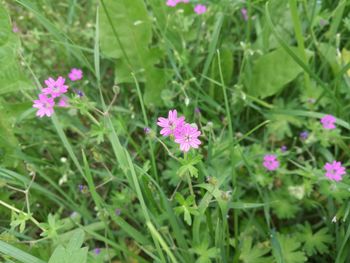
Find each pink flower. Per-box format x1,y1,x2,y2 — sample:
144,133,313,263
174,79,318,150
174,123,201,152
58,97,69,107
263,154,279,171
241,8,248,21
324,161,346,181
320,114,336,130
42,76,69,98
12,23,19,33
194,4,207,14
166,0,180,7
32,94,55,117
157,109,185,137
68,68,83,81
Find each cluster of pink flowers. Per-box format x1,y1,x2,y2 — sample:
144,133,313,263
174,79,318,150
320,114,336,130
32,68,83,118
157,109,201,152
263,154,279,171
263,154,347,181
166,0,207,15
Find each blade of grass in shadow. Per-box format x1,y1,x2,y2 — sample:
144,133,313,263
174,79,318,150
199,13,224,86
0,240,45,263
288,0,311,93
132,73,159,182
271,230,284,263
326,0,346,41
51,114,85,178
135,166,193,262
265,1,340,107
78,224,155,263
335,219,350,263
125,152,168,262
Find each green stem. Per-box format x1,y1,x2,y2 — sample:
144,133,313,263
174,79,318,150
217,50,239,259
132,73,159,182
289,0,311,93
0,200,44,231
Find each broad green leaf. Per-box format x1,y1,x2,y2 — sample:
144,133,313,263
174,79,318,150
246,47,311,98
48,229,88,263
99,0,168,106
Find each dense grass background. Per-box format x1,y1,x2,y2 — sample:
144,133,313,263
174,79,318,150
1,0,350,262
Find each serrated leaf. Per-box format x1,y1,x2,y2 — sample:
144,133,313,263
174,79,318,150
297,223,333,256
276,234,307,263
239,236,272,263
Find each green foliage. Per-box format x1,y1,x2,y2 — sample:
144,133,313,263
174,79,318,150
246,47,311,98
174,193,198,225
190,239,219,263
239,236,272,263
2,1,350,262
177,154,202,178
99,0,168,106
48,229,88,263
274,234,307,263
297,223,333,256
0,4,29,167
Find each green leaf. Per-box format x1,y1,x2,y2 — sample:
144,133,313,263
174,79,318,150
48,229,88,263
0,3,32,95
275,234,307,263
99,0,168,106
177,155,202,178
297,223,333,256
239,236,272,263
0,4,27,167
246,47,312,98
0,240,45,263
190,240,219,263
174,193,198,226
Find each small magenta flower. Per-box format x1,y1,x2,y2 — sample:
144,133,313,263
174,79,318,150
42,76,69,98
32,94,55,117
241,8,248,21
324,161,346,181
194,4,207,14
280,145,287,152
68,68,83,81
194,107,201,115
166,0,180,7
174,123,201,152
58,97,69,107
263,154,279,171
144,127,151,134
94,248,101,255
300,131,309,140
157,109,185,137
321,114,336,130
